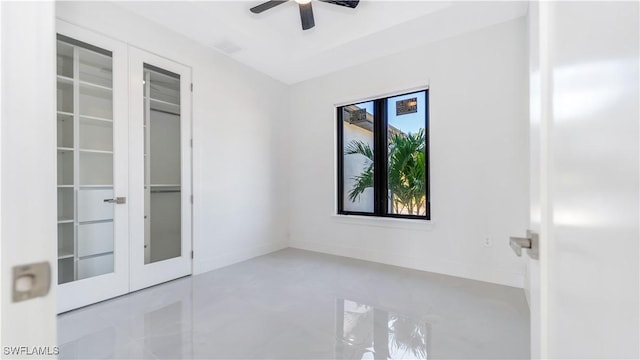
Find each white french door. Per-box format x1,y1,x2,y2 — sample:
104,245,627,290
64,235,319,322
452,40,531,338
128,48,192,291
56,25,192,312
56,21,130,313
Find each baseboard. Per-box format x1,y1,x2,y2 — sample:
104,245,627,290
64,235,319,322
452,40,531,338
193,241,287,275
289,240,524,289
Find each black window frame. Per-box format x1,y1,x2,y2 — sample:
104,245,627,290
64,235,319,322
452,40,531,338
337,89,430,220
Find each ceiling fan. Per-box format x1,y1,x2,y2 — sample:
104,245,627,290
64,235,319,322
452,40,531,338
250,0,360,31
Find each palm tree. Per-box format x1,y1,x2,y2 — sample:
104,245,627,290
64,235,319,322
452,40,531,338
344,140,375,203
345,128,426,215
388,314,428,359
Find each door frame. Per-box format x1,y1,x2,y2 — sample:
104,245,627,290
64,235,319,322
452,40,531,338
128,47,193,292
526,1,548,357
56,20,130,314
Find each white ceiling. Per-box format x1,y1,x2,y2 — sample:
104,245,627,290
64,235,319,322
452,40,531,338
114,1,528,84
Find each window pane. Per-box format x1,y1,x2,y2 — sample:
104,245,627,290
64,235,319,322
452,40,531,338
342,101,374,212
386,92,427,216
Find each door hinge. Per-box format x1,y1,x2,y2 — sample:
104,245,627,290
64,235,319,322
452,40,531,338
191,251,194,259
190,83,193,92
190,194,193,204
190,139,193,147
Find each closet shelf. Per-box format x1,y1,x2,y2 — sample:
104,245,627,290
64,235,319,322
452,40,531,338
58,253,74,260
58,111,74,117
79,149,113,154
57,75,74,84
150,184,181,187
79,251,114,261
81,48,110,60
149,97,181,115
58,147,74,152
80,114,112,123
79,80,112,92
78,184,113,189
149,97,179,107
58,185,74,188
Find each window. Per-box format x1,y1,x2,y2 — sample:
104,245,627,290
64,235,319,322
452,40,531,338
337,89,430,219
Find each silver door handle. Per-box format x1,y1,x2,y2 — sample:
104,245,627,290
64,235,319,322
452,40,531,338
12,262,51,303
509,230,539,259
104,197,126,204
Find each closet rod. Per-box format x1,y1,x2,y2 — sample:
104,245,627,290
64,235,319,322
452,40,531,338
150,189,181,193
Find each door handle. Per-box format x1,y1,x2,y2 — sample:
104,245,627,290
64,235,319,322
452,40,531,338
12,262,51,303
509,230,539,259
104,197,126,204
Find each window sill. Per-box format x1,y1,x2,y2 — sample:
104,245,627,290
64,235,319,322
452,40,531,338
331,214,434,231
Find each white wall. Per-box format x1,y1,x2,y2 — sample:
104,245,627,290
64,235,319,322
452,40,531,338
289,17,529,288
56,1,290,275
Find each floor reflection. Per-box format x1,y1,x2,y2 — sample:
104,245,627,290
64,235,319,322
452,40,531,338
336,299,428,360
144,301,191,359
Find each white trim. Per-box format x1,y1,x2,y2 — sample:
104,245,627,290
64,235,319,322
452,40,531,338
289,242,524,289
538,2,552,357
331,214,434,231
333,84,429,108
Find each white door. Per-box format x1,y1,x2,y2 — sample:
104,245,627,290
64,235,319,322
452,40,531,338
129,48,192,291
527,1,639,358
1,0,58,351
55,21,130,313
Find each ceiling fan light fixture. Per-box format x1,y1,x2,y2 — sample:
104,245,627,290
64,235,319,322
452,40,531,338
250,0,360,30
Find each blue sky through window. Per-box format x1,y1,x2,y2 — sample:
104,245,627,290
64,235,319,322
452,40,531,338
354,91,425,135
387,91,426,135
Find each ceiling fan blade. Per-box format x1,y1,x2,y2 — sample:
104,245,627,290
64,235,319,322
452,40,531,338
250,0,289,14
299,2,315,30
318,0,360,9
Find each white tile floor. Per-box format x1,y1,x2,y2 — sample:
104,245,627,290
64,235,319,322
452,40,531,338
58,248,529,359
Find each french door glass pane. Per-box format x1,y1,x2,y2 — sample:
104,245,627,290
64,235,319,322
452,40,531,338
386,92,427,216
143,64,182,264
342,101,375,213
56,36,115,284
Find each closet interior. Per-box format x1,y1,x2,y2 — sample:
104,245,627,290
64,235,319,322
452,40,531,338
143,64,182,264
56,35,115,284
